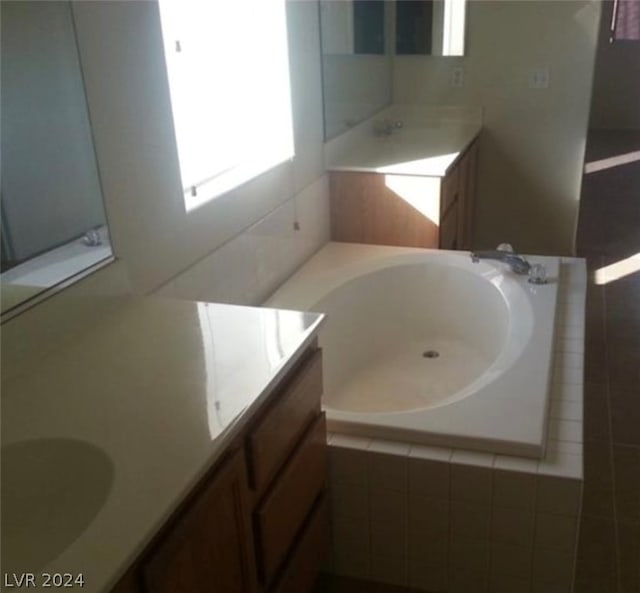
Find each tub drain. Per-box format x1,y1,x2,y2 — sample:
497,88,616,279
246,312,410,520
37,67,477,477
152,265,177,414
422,350,440,359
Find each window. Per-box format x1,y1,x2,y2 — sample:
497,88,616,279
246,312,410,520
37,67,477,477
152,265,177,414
610,0,640,42
158,0,294,211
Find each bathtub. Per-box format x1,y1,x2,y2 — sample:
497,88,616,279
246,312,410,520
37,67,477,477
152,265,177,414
266,242,561,458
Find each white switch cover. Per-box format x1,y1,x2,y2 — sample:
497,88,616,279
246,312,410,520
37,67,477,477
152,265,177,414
529,68,550,89
450,66,464,88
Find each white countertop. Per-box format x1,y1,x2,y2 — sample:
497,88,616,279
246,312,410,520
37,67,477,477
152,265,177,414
326,122,481,177
1,297,324,592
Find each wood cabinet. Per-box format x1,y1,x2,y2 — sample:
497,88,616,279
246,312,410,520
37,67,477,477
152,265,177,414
142,450,257,593
330,139,478,251
111,347,328,593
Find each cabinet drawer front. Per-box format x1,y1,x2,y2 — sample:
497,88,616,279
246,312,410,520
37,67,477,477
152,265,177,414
271,493,330,593
255,414,327,585
248,349,322,493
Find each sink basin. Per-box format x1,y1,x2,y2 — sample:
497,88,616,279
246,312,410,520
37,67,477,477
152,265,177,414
1,438,114,572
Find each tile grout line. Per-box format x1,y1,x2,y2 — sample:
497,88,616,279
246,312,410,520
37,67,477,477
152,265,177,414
601,258,623,593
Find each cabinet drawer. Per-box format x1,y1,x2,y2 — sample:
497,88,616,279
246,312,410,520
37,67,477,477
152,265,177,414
255,414,327,585
271,493,330,593
248,349,322,493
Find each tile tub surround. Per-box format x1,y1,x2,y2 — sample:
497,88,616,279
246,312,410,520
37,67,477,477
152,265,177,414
325,434,582,593
322,258,586,593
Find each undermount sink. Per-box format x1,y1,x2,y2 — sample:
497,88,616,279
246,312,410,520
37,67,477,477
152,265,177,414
1,438,114,572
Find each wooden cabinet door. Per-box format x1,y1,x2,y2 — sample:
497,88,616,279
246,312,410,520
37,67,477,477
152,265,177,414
142,450,256,593
455,140,478,250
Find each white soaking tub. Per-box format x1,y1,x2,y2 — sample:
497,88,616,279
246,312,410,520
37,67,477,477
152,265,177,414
266,242,560,457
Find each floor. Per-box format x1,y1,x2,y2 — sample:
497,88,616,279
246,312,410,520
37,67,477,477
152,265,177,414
315,129,640,593
573,130,640,593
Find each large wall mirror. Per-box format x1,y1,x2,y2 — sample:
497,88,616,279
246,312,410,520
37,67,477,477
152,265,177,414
319,0,393,140
319,0,467,140
1,1,113,319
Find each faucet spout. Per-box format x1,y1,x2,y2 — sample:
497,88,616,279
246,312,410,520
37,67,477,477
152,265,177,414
470,249,531,275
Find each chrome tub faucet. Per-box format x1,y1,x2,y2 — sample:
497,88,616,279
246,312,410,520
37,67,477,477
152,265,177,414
470,244,547,284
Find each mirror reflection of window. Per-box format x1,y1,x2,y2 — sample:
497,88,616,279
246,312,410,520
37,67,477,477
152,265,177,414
0,1,112,316
395,0,466,56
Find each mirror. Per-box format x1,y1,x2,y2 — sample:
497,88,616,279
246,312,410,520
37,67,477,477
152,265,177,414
0,1,112,318
319,0,467,140
396,0,467,56
320,0,393,140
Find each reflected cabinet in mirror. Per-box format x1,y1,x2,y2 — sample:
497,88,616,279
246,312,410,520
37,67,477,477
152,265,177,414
320,0,393,140
0,1,113,318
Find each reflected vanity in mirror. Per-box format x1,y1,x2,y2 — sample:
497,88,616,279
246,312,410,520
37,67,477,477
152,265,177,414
0,1,113,319
319,0,393,140
319,0,467,140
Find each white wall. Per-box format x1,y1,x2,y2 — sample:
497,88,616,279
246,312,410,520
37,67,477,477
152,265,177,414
394,1,602,255
156,176,330,305
1,1,106,261
72,0,326,294
589,0,640,130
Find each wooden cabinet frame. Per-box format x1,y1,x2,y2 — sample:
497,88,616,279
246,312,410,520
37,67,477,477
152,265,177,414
329,140,479,251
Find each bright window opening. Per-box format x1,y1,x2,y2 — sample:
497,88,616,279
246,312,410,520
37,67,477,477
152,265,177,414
158,0,295,211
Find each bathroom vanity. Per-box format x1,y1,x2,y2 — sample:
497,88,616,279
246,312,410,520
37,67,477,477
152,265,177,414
1,298,327,593
327,117,480,250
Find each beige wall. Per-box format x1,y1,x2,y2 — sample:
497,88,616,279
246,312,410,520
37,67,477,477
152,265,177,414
589,0,640,130
394,1,601,255
72,0,325,293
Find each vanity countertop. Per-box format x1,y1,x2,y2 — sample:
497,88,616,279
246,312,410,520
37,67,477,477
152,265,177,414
1,297,324,593
326,121,481,177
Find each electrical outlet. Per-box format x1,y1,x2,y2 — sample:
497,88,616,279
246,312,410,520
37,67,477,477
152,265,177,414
450,66,464,88
529,67,550,89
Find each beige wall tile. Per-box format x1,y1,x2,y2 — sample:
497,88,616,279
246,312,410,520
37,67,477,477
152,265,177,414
368,451,408,491
490,543,533,580
491,508,535,547
409,457,450,499
451,501,491,542
536,476,582,516
451,464,493,504
534,513,578,553
369,554,408,587
492,469,536,510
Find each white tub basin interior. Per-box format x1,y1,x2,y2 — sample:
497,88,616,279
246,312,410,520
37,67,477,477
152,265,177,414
317,263,514,413
266,242,560,457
